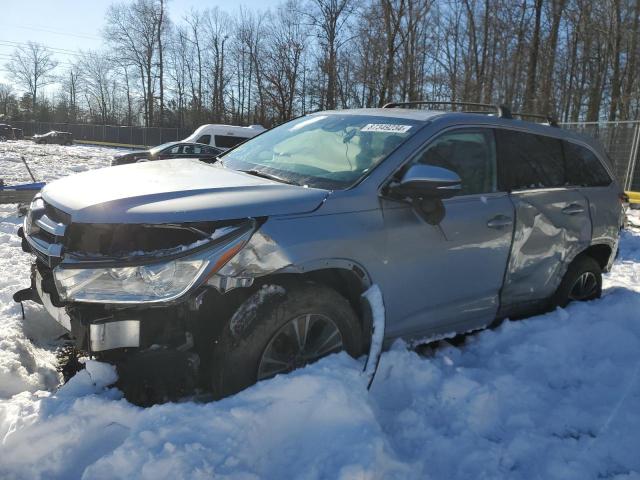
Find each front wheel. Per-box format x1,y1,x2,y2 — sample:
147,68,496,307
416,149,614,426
553,255,602,308
210,282,363,399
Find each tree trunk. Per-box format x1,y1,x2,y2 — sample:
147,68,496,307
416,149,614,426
522,0,543,112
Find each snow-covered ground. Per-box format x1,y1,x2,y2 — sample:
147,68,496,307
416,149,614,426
0,139,119,185
1,141,639,479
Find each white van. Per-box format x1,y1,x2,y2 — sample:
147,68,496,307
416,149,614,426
184,124,266,150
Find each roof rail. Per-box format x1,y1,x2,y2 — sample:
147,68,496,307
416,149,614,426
510,112,559,127
382,101,513,119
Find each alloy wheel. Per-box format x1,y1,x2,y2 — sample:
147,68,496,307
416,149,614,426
257,313,343,381
569,271,599,301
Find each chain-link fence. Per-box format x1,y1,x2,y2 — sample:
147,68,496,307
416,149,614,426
10,121,193,148
561,121,640,191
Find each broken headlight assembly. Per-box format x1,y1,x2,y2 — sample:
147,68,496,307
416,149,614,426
53,222,254,304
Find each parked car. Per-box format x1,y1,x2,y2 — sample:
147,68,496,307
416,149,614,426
0,123,12,141
15,103,624,403
112,141,223,166
184,124,266,150
33,131,73,145
12,128,24,140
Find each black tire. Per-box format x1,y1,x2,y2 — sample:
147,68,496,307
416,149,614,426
210,282,363,399
553,255,602,308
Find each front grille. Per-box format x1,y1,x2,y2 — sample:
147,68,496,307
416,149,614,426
24,195,70,267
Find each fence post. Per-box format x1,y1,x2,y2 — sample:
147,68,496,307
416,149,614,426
624,123,640,191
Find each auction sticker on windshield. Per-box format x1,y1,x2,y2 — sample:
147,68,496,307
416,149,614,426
361,124,413,133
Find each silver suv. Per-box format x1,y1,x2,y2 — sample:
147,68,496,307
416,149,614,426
15,103,624,402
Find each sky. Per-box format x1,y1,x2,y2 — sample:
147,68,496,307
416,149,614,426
0,0,276,91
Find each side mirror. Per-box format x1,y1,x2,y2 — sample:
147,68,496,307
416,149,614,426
389,164,462,199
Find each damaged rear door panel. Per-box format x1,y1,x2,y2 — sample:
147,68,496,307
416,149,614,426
500,189,591,310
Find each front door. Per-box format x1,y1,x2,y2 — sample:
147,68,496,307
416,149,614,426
381,128,514,340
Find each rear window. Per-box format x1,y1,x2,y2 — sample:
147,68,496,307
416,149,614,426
563,142,612,187
215,135,248,149
497,129,565,189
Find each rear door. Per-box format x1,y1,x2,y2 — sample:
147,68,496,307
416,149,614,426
381,127,515,339
497,129,592,312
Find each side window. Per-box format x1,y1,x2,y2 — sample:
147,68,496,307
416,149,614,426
414,129,497,196
168,145,181,154
196,134,211,145
563,142,612,187
496,129,565,189
215,135,248,149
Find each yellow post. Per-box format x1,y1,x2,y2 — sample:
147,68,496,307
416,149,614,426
626,191,640,204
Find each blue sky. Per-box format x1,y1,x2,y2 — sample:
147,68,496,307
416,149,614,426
0,0,275,90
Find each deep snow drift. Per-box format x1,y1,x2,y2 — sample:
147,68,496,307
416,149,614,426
1,140,639,479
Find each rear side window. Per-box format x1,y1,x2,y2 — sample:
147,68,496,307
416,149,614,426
215,135,248,149
497,129,565,189
563,142,612,187
196,134,211,145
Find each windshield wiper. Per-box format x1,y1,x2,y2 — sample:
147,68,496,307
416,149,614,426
239,169,298,186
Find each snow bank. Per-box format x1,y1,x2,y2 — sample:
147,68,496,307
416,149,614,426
0,205,65,398
0,144,639,479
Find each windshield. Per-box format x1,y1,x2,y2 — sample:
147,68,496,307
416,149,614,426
149,142,177,154
222,114,420,189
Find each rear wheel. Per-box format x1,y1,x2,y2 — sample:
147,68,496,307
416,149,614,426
210,282,363,399
553,255,602,308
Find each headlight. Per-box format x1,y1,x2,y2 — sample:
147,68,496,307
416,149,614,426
54,258,206,303
53,224,253,304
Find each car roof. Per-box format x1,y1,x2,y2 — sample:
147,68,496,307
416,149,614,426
316,107,607,158
319,107,443,122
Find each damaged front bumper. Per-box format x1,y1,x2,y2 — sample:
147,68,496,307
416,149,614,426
16,263,143,352
15,196,259,354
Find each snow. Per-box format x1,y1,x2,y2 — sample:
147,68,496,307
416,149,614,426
229,284,287,337
0,140,119,185
362,284,385,387
1,141,640,479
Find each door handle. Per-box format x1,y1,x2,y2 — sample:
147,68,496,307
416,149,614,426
487,215,513,229
562,204,585,215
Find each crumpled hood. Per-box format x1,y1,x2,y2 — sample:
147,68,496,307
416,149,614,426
42,159,329,224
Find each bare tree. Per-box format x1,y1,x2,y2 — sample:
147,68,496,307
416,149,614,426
104,0,162,126
5,42,58,113
262,0,307,121
0,84,15,117
80,51,117,124
307,0,355,110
